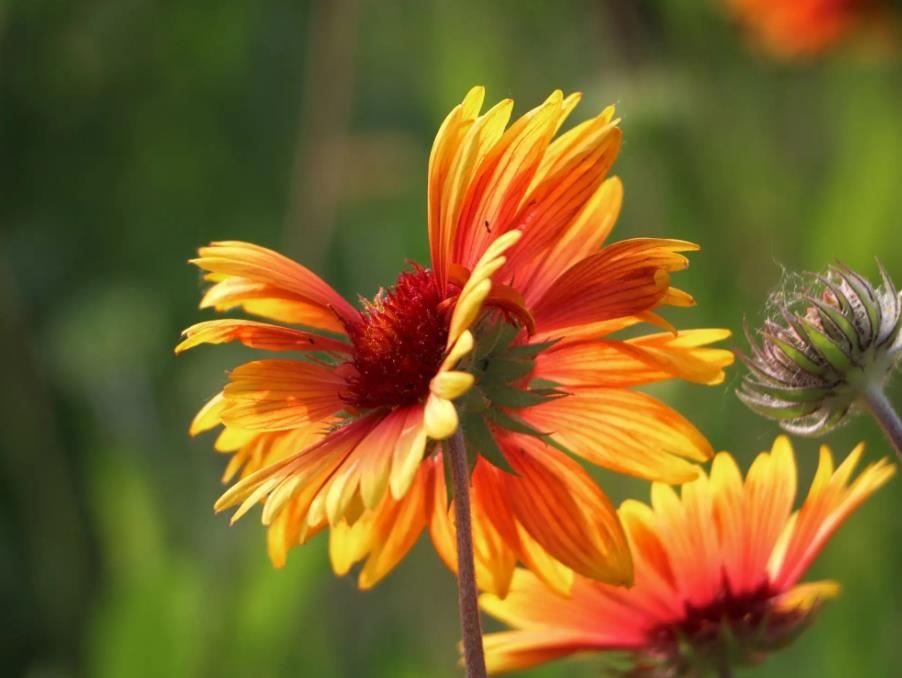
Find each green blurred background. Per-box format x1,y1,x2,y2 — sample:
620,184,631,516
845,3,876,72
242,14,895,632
1,1,900,676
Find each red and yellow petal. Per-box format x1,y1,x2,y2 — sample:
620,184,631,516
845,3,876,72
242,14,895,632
518,175,624,306
191,241,358,330
770,442,895,590
481,569,647,674
501,114,622,298
452,91,574,271
220,359,346,431
175,318,351,355
428,86,489,291
497,432,633,586
199,276,346,334
522,388,712,483
531,238,697,335
533,328,733,388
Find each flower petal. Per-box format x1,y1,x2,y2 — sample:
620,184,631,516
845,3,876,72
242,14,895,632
428,86,487,291
430,370,475,400
447,230,522,349
176,319,350,355
389,405,428,499
522,388,712,483
190,392,226,436
531,238,698,335
533,329,734,388
452,90,571,270
191,241,357,329
771,442,895,589
502,113,622,298
497,432,633,586
199,277,346,333
424,392,459,440
357,461,431,589
221,359,346,431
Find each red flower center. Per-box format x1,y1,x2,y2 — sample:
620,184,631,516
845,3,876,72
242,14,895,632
342,265,450,409
641,581,805,672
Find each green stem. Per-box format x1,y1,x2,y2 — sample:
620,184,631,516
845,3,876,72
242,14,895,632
862,387,902,464
448,427,487,678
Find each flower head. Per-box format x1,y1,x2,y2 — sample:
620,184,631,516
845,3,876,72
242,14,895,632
738,263,902,436
178,87,733,593
724,0,892,57
481,436,894,676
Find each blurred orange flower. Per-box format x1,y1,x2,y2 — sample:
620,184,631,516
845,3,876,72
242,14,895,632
727,0,893,57
177,87,732,593
481,436,894,675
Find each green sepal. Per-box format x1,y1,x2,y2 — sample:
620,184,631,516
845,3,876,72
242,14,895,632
842,269,881,343
473,320,519,361
481,356,535,383
808,297,860,350
736,390,820,420
800,318,854,372
528,376,564,390
749,382,833,403
461,412,516,474
769,336,826,376
456,386,491,414
482,384,556,409
504,339,558,360
486,407,549,439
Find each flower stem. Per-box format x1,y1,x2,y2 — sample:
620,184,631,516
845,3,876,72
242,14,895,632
862,387,902,464
448,427,487,678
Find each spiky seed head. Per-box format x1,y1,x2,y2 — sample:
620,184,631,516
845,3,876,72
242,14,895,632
738,262,902,436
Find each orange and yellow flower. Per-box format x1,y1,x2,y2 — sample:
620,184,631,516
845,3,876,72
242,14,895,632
177,87,733,594
481,436,894,675
726,0,892,57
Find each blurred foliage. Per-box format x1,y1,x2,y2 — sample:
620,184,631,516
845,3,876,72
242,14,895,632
1,1,900,676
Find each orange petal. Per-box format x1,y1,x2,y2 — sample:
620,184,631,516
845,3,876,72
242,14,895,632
200,277,346,334
357,460,431,589
502,115,622,298
221,422,332,483
708,452,748,592
649,478,721,607
482,628,610,675
498,433,632,586
190,392,225,436
534,328,733,388
389,405,428,499
214,415,376,523
329,513,375,577
452,91,571,271
481,569,646,673
771,442,894,590
267,495,327,568
531,238,697,335
221,359,345,431
518,175,624,305
191,241,357,328
175,319,350,355
740,436,797,590
522,388,712,483
357,408,408,509
428,86,487,291
617,500,683,622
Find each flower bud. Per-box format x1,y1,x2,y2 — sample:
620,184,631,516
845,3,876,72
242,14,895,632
738,263,902,435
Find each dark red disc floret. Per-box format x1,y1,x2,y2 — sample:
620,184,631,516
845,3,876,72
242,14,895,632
342,264,450,409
